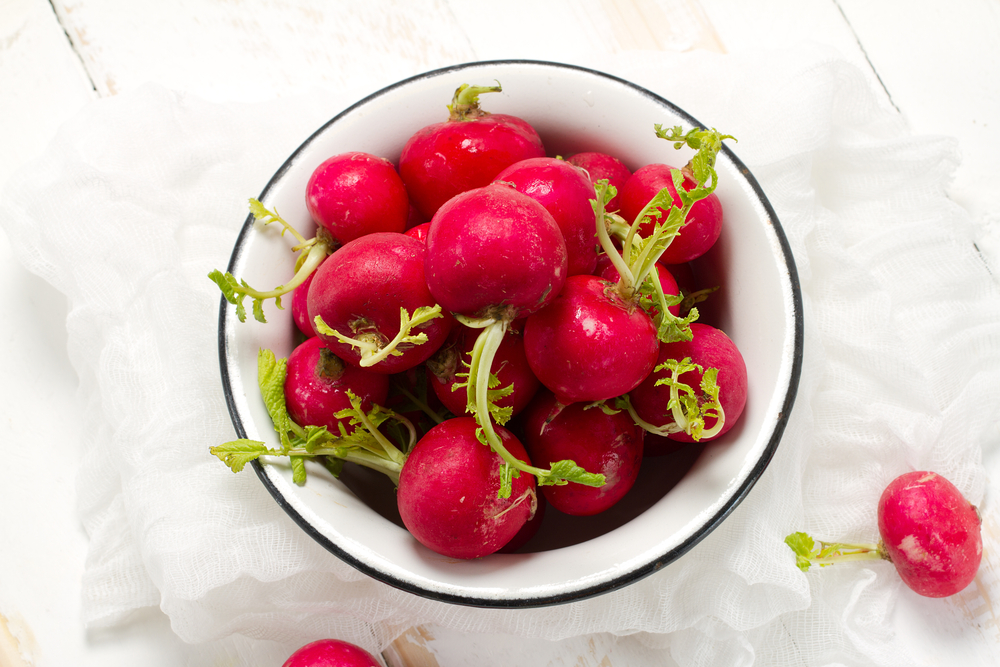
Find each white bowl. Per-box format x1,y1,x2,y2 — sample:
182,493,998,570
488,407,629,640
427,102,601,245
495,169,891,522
218,60,803,607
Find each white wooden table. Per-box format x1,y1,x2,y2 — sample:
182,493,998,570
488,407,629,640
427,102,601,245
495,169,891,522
2,1,999,665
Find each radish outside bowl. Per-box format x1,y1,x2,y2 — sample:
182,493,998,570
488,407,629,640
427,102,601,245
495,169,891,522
217,60,803,607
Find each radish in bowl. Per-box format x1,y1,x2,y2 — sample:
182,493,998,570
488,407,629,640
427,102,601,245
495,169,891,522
214,60,802,607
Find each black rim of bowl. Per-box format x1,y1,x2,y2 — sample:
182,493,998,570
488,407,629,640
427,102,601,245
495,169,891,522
217,58,805,609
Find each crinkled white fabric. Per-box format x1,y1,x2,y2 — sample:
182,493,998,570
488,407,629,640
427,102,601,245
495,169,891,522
3,44,999,665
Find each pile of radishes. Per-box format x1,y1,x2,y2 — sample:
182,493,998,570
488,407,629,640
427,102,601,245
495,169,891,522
210,81,750,560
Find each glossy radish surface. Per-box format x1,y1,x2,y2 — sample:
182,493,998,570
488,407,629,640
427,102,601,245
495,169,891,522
399,83,545,219
878,471,983,597
282,638,380,667
619,163,724,264
629,323,747,442
424,183,567,320
494,156,601,276
307,232,452,374
306,152,409,244
523,273,658,404
521,390,644,516
397,417,537,559
284,337,390,433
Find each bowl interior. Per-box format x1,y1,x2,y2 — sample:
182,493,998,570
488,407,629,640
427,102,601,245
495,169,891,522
219,60,801,607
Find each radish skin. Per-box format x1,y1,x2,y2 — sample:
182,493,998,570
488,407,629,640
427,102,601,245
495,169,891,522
878,471,983,598
397,417,537,559
282,638,380,667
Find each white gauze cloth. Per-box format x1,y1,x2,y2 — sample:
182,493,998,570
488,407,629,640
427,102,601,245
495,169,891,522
3,44,1000,665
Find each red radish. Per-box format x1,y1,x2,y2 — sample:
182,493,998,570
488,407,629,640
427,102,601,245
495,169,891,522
284,337,389,434
307,232,453,374
878,471,983,597
397,417,537,559
594,253,681,318
786,471,983,599
424,182,567,321
521,391,644,516
618,163,724,264
399,83,546,219
566,151,632,212
282,638,380,667
306,152,409,244
291,269,320,338
427,324,540,419
404,221,431,243
493,157,601,276
628,323,747,442
523,273,659,404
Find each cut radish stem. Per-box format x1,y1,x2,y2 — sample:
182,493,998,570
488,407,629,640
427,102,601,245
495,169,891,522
399,82,546,219
210,198,335,323
786,471,983,598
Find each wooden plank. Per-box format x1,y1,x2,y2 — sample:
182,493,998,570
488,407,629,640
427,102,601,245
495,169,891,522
0,0,96,189
50,0,478,101
836,0,1000,230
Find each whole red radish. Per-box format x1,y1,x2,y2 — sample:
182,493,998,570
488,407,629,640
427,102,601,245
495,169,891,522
566,151,632,212
308,232,452,374
628,323,747,442
399,83,545,219
284,337,390,433
427,325,540,419
494,157,601,276
878,471,983,597
282,638,380,667
786,471,983,599
306,152,409,244
523,273,659,404
521,391,644,516
424,182,567,321
397,417,537,559
619,163,724,264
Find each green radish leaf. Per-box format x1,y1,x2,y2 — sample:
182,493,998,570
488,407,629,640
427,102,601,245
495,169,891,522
784,532,818,572
210,439,273,473
290,456,307,486
541,460,606,488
